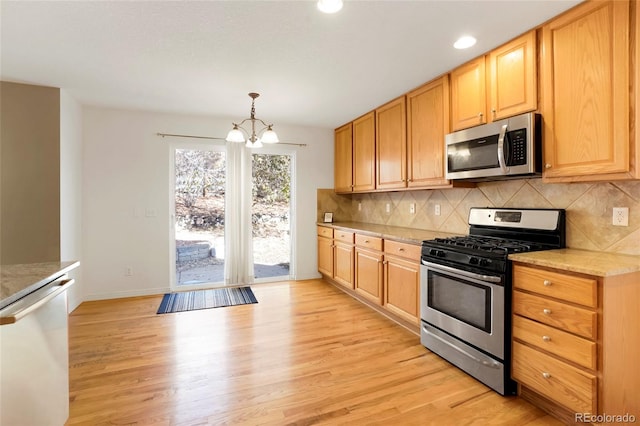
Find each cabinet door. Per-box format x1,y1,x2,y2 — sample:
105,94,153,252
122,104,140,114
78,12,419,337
334,123,353,193
384,255,420,324
450,56,487,131
376,96,406,190
407,76,450,187
354,247,383,304
541,0,631,179
334,242,354,289
489,30,537,121
352,112,376,192
317,236,334,277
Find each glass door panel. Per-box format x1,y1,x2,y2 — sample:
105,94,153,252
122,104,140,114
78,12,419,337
174,148,226,287
251,153,291,280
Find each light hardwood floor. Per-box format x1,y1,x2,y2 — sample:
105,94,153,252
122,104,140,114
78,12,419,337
66,279,563,425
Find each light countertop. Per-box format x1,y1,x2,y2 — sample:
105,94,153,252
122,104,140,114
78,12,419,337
0,261,80,310
319,222,461,245
509,249,640,277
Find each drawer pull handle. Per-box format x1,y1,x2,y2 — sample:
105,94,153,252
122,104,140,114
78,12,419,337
543,308,552,315
398,248,405,252
365,240,370,243
542,335,551,342
543,280,552,286
542,372,551,379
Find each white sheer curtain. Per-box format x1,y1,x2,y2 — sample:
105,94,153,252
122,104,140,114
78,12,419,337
224,142,254,285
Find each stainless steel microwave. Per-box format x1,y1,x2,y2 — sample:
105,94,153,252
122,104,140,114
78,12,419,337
445,112,542,181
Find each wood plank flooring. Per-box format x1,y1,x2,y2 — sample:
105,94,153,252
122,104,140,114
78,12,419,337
66,279,562,425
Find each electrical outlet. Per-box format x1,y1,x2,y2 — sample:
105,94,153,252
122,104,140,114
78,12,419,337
125,266,133,276
358,202,362,212
612,207,629,226
385,203,391,213
435,204,441,216
409,203,416,214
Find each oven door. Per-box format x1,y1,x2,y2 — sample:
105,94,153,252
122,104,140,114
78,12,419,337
420,260,505,359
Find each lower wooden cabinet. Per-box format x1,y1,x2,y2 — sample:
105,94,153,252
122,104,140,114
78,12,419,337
512,262,640,423
317,226,334,278
318,227,422,329
333,231,354,289
354,238,383,305
383,240,421,324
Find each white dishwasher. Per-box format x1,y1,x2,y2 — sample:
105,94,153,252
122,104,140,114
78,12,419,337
1,264,77,426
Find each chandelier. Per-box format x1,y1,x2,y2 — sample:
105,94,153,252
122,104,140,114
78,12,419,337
225,92,279,148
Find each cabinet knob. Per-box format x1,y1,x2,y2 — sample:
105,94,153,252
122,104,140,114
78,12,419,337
542,335,551,342
543,280,552,286
398,248,405,252
478,112,484,119
545,163,552,169
543,308,552,315
542,372,551,379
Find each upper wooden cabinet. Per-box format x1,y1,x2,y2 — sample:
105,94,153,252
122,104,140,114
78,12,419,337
488,31,537,121
407,75,451,188
450,56,487,131
352,112,376,192
450,30,537,131
376,96,407,190
334,123,353,193
541,0,637,181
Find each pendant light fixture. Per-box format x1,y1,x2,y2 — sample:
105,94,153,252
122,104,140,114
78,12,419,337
226,92,279,148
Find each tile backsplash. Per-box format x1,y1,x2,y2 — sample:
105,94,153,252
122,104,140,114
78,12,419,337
317,179,640,255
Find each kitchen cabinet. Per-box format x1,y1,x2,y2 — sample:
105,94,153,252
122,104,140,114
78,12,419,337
354,234,383,305
352,112,376,192
511,262,640,423
450,31,537,131
383,240,421,324
406,76,451,188
541,0,638,181
488,31,537,121
317,226,334,277
450,56,487,131
376,96,406,190
334,123,353,193
333,230,354,289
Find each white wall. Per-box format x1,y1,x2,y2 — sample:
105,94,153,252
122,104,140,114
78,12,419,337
82,106,333,300
60,90,84,312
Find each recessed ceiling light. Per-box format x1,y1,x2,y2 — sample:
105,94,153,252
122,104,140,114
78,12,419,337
454,36,477,50
317,0,343,14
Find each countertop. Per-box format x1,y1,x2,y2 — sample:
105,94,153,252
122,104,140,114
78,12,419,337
509,249,640,277
0,261,80,310
318,222,461,245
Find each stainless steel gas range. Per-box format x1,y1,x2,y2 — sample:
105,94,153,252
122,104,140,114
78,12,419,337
420,207,566,395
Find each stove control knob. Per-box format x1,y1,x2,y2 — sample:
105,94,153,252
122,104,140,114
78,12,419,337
429,249,438,256
469,257,479,265
479,258,491,267
436,250,446,258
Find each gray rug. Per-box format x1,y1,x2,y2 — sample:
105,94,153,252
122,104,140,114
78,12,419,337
157,287,257,314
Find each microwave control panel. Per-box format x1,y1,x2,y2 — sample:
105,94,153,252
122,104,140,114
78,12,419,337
507,129,527,166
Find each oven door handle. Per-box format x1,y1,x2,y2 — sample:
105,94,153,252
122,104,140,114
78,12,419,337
421,260,502,284
497,123,509,174
423,324,502,369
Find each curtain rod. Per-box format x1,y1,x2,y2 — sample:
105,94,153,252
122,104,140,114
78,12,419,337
156,132,307,147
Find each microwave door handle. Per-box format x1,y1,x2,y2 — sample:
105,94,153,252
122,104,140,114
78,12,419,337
497,124,508,174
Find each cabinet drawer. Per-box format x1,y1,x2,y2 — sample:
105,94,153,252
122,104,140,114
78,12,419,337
355,234,383,251
512,342,596,414
513,315,596,370
317,226,333,238
334,230,354,244
513,291,596,339
513,264,597,308
384,240,421,261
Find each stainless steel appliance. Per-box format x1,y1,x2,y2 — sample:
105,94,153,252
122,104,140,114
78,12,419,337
420,208,565,395
1,261,78,426
445,112,542,181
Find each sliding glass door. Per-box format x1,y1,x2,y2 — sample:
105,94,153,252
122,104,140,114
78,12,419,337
171,143,293,290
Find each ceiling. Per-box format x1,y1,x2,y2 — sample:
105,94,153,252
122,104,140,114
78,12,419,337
1,0,582,129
